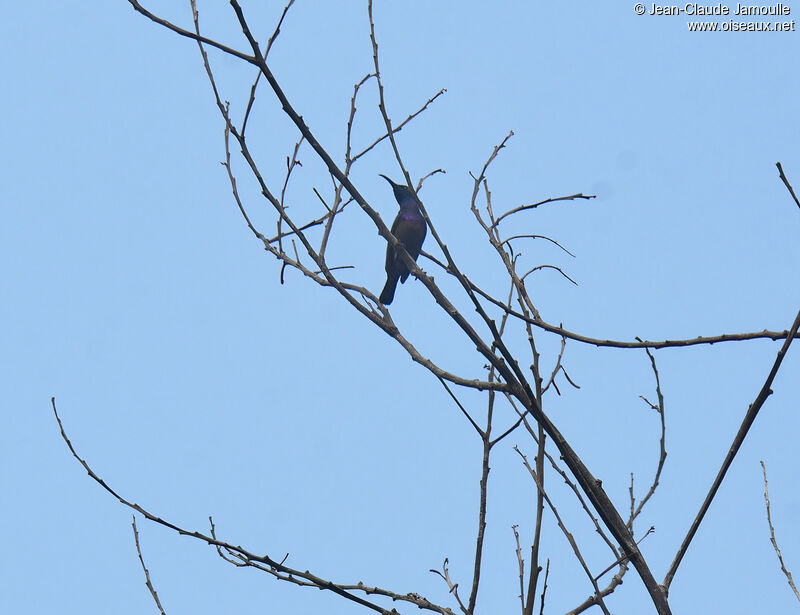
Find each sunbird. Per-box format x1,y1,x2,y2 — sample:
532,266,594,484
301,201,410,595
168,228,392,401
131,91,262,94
378,174,427,305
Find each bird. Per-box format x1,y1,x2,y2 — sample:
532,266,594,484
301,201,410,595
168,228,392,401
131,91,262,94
378,174,427,305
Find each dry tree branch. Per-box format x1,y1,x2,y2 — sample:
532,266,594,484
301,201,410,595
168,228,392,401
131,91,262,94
514,272,547,615
202,0,524,399
464,280,520,613
211,512,459,615
429,559,469,615
502,234,576,259
147,4,670,606
352,88,447,163
514,446,612,615
491,193,596,228
538,560,549,615
132,0,795,359
367,1,529,409
241,0,295,136
515,406,620,556
776,162,800,211
474,290,800,350
594,526,654,583
117,3,779,612
367,5,544,433
139,8,549,615
320,71,375,258
664,307,800,590
344,73,376,166
541,335,567,395
465,170,797,351
563,574,624,615
438,254,800,350
468,434,492,613
520,264,577,286
54,398,454,615
127,0,253,60
277,137,304,259
266,211,336,245
629,344,667,526
465,163,799,349
525,431,545,615
190,3,508,394
512,525,526,615
562,527,654,615
416,168,447,191
132,515,167,615
436,375,483,436
506,371,650,612
468,144,571,325
760,461,800,602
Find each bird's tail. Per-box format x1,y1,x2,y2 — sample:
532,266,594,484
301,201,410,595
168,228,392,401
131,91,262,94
379,274,399,305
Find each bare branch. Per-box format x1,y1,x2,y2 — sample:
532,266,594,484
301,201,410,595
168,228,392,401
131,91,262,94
241,0,295,135
595,526,654,583
537,560,549,615
190,3,510,394
776,162,800,211
542,336,567,395
416,168,447,191
664,307,800,589
468,289,800,350
53,398,448,615
760,461,800,602
492,193,596,228
515,406,619,556
430,559,469,615
502,234,576,259
367,2,529,406
132,516,167,615
512,525,526,615
520,264,578,286
515,447,612,615
352,88,447,163
436,375,484,437
630,344,668,526
128,1,254,62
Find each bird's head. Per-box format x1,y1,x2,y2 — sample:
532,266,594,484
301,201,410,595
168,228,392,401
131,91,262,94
379,174,416,207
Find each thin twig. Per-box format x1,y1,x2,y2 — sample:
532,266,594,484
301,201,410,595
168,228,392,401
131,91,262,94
492,193,596,228
241,0,295,135
537,560,549,615
132,516,167,615
430,559,469,615
416,168,446,191
277,137,304,259
436,375,483,436
512,525,526,615
542,336,567,394
520,264,578,286
352,88,447,163
776,162,800,210
595,526,655,582
630,344,667,525
760,461,800,601
503,234,576,258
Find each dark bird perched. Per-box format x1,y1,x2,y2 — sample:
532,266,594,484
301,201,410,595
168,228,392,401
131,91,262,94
378,174,427,305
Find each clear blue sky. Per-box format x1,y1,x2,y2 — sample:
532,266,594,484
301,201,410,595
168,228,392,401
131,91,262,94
2,2,799,614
